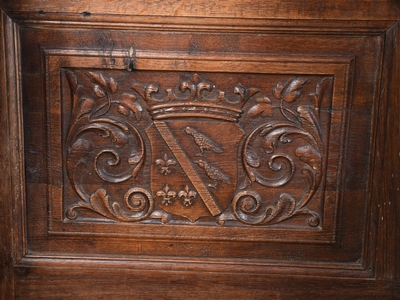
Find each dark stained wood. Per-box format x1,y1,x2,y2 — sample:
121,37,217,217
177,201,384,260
1,10,23,300
373,21,400,281
1,0,399,298
3,0,400,21
13,264,400,299
0,9,14,300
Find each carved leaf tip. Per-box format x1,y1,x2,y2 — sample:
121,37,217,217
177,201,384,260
120,93,143,121
282,78,308,103
117,105,130,116
87,71,107,87
273,78,307,103
89,188,113,217
131,82,146,99
248,97,273,118
297,105,317,125
272,82,285,99
311,77,331,112
108,77,118,94
65,70,78,91
93,84,106,98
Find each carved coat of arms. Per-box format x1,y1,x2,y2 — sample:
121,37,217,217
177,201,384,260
64,71,330,227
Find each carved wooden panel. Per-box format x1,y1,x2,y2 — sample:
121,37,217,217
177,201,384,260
66,71,330,223
42,49,353,247
27,28,373,261
1,1,399,298
26,31,372,262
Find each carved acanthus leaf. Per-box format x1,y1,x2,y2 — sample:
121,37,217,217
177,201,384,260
66,188,154,222
232,190,320,227
248,97,273,118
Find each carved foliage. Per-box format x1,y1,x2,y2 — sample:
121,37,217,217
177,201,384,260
65,70,151,221
235,78,330,226
63,71,332,227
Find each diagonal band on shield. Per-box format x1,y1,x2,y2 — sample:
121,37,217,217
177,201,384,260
154,121,222,216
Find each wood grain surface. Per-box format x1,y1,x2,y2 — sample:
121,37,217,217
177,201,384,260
1,0,399,299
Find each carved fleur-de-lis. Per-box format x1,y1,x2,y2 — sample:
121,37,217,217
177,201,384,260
156,184,177,206
178,185,197,207
155,153,177,175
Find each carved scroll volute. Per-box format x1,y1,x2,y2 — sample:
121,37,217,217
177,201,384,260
64,70,153,221
234,77,332,227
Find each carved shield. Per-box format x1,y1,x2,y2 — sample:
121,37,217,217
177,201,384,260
147,120,243,222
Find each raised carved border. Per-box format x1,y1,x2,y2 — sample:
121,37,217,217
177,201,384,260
43,48,354,245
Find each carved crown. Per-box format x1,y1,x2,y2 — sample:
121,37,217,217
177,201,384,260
131,73,259,122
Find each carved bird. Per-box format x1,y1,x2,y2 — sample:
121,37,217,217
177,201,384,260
195,159,231,189
183,127,223,156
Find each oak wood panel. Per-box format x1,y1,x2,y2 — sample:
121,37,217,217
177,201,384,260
1,0,400,299
22,25,374,255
